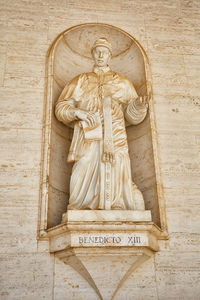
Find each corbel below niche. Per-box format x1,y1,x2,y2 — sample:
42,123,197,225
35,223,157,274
39,23,168,300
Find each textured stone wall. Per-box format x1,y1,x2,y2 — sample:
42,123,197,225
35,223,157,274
0,0,200,299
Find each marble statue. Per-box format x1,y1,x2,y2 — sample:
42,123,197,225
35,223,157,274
55,38,149,211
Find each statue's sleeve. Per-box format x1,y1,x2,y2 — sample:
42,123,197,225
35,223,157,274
124,80,148,125
55,74,84,125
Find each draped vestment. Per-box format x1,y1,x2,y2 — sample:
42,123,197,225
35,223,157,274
55,66,147,210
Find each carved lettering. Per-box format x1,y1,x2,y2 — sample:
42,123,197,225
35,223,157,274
134,236,141,243
78,235,142,246
78,235,121,245
128,236,142,244
128,236,133,243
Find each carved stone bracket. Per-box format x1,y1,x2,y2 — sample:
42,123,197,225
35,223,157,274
56,247,153,300
40,211,166,300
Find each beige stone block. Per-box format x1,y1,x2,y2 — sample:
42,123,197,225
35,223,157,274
155,251,200,300
186,86,200,97
65,210,152,222
180,0,200,18
0,232,37,254
167,232,200,252
144,0,199,31
95,12,145,26
184,55,200,80
183,55,200,95
0,205,39,250
162,187,200,210
154,94,200,112
146,25,200,55
0,253,53,300
0,126,42,236
145,15,184,29
180,0,200,9
0,28,48,45
4,73,45,89
156,133,199,165
150,54,185,76
162,172,200,191
145,0,180,15
7,42,48,58
0,109,43,129
0,6,48,44
0,42,7,86
166,208,200,234
0,88,44,129
0,154,40,186
149,54,188,95
66,0,122,11
0,0,48,13
6,8,48,31
154,102,200,133
5,55,45,79
153,76,188,96
0,128,42,167
48,0,67,8
0,87,44,105
3,42,47,88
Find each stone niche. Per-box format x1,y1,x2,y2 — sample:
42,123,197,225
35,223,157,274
38,23,168,300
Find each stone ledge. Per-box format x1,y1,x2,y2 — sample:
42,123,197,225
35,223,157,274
40,210,168,254
49,228,159,252
62,210,152,223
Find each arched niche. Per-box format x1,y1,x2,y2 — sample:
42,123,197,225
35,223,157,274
39,23,167,234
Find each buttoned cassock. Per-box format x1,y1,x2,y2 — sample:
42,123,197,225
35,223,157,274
55,66,147,210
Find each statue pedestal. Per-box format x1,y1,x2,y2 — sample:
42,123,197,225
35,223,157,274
62,209,152,222
43,210,165,299
48,210,158,252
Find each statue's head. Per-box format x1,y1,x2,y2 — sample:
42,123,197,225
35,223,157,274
91,38,112,68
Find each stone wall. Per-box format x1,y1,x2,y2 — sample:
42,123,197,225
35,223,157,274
0,0,200,299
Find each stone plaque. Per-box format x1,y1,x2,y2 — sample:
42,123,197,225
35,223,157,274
71,232,149,247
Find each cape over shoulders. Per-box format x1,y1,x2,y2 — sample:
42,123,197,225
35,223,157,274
57,70,138,104
72,70,135,87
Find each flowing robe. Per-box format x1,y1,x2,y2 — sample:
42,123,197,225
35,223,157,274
55,67,147,210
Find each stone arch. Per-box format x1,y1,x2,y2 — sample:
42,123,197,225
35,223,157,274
39,23,167,233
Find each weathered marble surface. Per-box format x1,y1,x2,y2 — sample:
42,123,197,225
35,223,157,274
0,0,200,299
55,37,148,211
62,210,152,222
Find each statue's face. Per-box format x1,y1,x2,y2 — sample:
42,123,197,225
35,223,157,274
92,46,111,67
